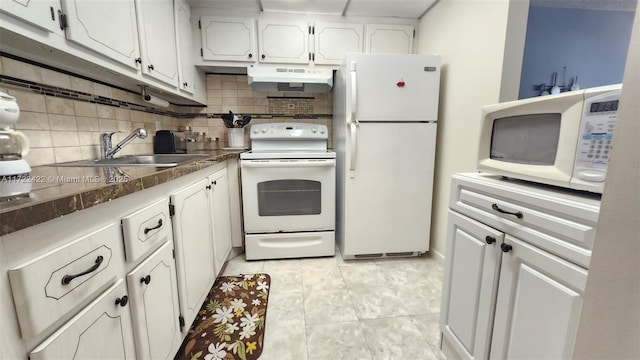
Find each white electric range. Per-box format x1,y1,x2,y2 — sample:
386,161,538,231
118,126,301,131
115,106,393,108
240,122,336,260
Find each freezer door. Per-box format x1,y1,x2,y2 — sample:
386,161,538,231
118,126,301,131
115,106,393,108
347,53,441,121
341,123,437,255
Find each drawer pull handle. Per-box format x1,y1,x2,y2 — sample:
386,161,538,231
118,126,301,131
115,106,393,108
115,295,128,307
485,236,496,244
501,243,513,253
492,204,523,219
143,219,163,234
140,275,151,285
61,255,104,285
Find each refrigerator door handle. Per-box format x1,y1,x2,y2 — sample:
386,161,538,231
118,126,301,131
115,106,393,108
349,61,357,122
349,122,357,171
348,61,358,171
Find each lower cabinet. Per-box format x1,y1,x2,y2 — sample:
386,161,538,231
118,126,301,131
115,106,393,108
491,236,587,360
208,168,233,276
29,280,136,360
440,211,502,360
440,173,599,360
170,178,216,331
127,241,182,360
2,161,239,359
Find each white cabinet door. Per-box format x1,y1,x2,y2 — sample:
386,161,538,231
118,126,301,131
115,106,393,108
208,168,232,276
60,0,141,69
258,19,309,64
226,159,244,248
30,280,136,360
440,210,504,360
200,16,256,62
365,24,414,54
314,22,363,65
127,241,182,360
136,0,179,86
491,235,587,360
170,179,215,331
175,0,195,94
0,0,62,34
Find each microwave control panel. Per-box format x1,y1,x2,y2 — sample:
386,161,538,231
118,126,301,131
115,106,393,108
574,90,620,184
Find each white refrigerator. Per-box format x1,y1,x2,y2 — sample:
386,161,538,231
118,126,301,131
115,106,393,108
333,53,441,259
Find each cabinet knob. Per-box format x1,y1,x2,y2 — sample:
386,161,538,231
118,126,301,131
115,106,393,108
148,64,154,71
206,185,212,190
248,53,253,58
183,82,188,87
501,243,513,253
135,57,142,64
140,275,151,285
212,180,217,185
261,54,265,59
115,295,129,307
485,236,496,244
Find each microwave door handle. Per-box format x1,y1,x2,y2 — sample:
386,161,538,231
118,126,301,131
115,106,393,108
348,61,358,171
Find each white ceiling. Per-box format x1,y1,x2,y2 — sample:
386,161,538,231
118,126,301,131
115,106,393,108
188,0,438,18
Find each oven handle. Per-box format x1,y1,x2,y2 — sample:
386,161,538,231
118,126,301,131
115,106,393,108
242,160,336,168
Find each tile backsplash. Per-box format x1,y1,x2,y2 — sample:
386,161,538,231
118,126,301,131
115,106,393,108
0,55,333,167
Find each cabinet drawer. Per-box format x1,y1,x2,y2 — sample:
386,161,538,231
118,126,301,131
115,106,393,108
8,223,124,338
30,279,136,360
450,173,600,268
121,199,171,262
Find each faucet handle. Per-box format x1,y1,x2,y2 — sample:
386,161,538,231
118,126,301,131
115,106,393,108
102,130,121,137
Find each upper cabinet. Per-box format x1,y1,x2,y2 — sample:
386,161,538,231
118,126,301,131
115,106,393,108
200,16,256,62
59,0,141,69
2,0,205,103
365,24,414,54
194,12,416,68
135,0,179,87
0,0,62,34
175,0,196,94
257,19,310,64
314,22,363,65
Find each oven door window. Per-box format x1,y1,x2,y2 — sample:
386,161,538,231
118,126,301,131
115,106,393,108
257,180,321,216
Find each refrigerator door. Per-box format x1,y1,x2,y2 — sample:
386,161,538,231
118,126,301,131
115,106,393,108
347,53,441,121
341,122,437,256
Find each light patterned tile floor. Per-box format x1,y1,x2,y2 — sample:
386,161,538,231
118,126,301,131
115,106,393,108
222,249,446,360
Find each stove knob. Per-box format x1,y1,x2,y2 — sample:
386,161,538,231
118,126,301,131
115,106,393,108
252,127,259,134
261,127,268,133
311,128,317,133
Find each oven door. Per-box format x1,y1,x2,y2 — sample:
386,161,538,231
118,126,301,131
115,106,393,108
241,158,336,233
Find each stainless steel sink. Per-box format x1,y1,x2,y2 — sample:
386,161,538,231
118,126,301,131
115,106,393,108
52,154,210,167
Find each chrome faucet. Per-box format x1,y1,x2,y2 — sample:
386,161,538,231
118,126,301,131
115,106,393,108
101,128,148,159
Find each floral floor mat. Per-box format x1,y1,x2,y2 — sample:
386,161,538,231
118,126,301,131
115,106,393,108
175,273,271,360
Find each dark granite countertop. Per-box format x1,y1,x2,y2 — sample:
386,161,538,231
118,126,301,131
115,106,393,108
0,150,244,236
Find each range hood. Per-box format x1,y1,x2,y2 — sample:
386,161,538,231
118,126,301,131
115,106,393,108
247,66,333,92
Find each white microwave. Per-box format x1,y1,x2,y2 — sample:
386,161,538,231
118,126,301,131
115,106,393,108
477,84,622,193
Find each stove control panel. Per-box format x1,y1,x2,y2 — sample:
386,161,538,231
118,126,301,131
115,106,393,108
249,122,327,140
